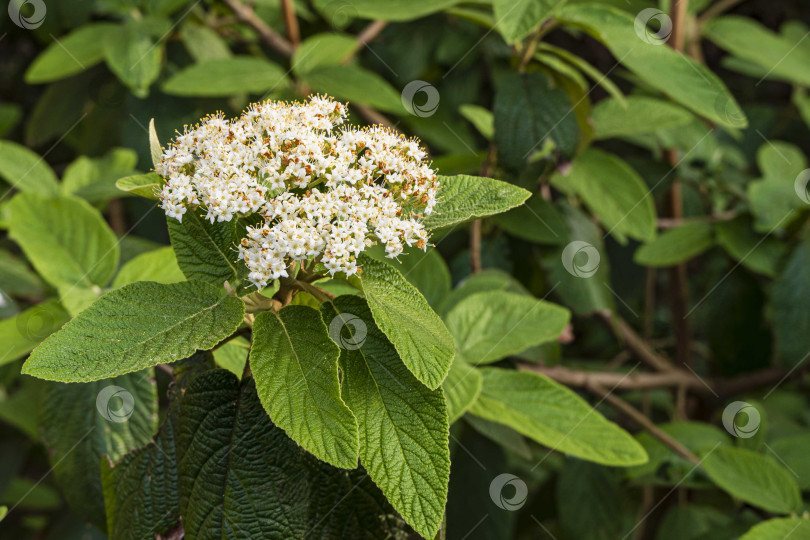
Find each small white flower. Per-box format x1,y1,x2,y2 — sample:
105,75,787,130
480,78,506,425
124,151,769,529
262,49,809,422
156,96,437,289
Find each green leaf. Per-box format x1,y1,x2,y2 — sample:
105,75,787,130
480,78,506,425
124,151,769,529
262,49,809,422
8,193,119,289
494,71,580,169
0,140,59,195
313,0,461,22
748,142,807,233
213,336,249,377
0,300,70,367
772,237,810,367
459,104,494,140
768,435,810,491
470,368,648,466
557,3,746,128
358,253,455,389
23,281,245,382
558,459,631,540
176,370,311,538
538,43,627,106
250,306,359,469
149,119,161,169
741,518,810,540
300,65,402,114
180,22,231,62
41,370,157,526
116,173,161,200
716,216,786,278
101,386,180,540
104,21,162,96
445,290,570,365
437,269,530,317
112,247,185,287
0,248,45,298
162,57,289,97
292,33,357,75
442,356,482,423
62,148,139,203
424,174,530,230
634,222,714,267
593,96,693,140
551,148,656,242
493,0,564,43
367,245,451,310
25,24,117,83
0,102,21,138
494,193,567,245
541,202,615,314
703,16,810,87
322,296,450,539
702,446,801,514
167,209,245,289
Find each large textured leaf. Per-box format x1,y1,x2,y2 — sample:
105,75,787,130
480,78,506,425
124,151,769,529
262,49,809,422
494,71,580,169
470,369,648,465
442,356,482,423
366,245,451,310
0,300,70,367
634,222,714,267
167,209,245,289
704,17,810,87
551,148,656,242
8,193,119,289
424,174,530,230
250,306,359,469
23,281,244,382
741,518,810,540
101,404,180,540
541,203,615,314
162,57,288,97
445,290,570,364
437,269,530,317
322,297,450,540
593,96,693,140
176,370,409,539
25,24,117,83
493,0,565,43
0,141,59,195
772,237,810,367
41,370,157,526
358,253,454,389
300,65,402,113
702,446,801,514
557,4,746,128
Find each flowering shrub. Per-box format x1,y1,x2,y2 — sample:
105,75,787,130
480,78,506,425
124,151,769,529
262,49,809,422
2,0,810,539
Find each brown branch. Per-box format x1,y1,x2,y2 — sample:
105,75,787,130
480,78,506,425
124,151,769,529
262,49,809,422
657,211,736,229
587,381,701,464
343,20,388,64
598,311,674,372
470,219,482,274
223,0,294,57
280,0,300,49
698,0,744,24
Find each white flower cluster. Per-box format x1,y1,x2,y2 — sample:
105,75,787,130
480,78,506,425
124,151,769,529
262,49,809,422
156,96,438,289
